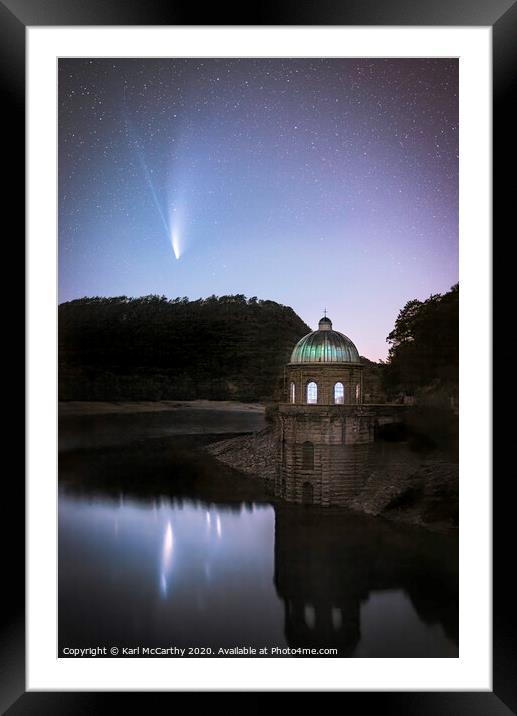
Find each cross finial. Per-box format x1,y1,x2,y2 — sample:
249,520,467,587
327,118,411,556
323,307,327,318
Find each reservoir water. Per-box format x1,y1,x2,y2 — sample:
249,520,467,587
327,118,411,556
58,403,458,658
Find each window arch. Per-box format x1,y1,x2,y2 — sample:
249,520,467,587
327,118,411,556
289,381,296,403
302,442,314,470
304,603,316,628
334,382,345,404
332,607,343,630
302,481,314,503
306,381,318,404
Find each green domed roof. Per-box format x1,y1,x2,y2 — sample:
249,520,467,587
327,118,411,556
290,316,360,364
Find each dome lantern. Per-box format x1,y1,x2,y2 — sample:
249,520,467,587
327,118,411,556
318,316,332,331
290,316,360,364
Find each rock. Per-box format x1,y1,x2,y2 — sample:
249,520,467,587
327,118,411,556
205,425,458,530
205,426,279,487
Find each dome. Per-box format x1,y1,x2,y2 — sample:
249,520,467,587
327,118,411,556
290,316,360,364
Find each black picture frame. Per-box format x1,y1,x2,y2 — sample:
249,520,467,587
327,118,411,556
5,0,509,710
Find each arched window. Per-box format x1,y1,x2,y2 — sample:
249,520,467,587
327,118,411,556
302,481,314,503
306,381,318,404
302,442,314,470
304,604,316,628
289,382,296,403
355,383,360,402
332,607,343,630
334,382,344,404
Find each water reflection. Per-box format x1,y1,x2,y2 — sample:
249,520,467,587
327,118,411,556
159,521,174,597
273,504,458,656
59,488,457,657
59,408,266,451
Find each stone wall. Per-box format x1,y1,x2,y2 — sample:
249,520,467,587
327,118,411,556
277,404,407,507
286,364,364,405
278,441,373,506
205,415,458,528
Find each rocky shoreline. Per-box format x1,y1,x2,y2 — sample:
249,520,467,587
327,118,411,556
205,425,458,531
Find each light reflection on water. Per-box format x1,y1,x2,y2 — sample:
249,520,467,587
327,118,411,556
59,495,288,652
59,492,458,657
159,520,174,597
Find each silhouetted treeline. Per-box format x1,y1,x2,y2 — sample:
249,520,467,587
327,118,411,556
382,284,459,405
59,288,458,405
59,295,311,401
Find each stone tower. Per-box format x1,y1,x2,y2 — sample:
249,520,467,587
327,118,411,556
277,314,377,506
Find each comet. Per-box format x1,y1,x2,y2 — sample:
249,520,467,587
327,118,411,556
171,229,181,260
124,92,189,262
123,102,175,256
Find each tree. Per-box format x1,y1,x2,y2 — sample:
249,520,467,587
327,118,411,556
384,284,459,396
58,294,311,402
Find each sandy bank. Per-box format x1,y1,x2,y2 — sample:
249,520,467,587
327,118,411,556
59,400,265,417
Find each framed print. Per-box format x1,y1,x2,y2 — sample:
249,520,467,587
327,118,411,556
4,0,511,710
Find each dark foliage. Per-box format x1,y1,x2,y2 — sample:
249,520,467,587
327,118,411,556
383,284,459,400
359,355,388,403
58,294,311,401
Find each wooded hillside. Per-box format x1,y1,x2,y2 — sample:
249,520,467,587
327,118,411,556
59,295,311,401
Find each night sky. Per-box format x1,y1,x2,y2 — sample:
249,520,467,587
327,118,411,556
59,58,458,360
